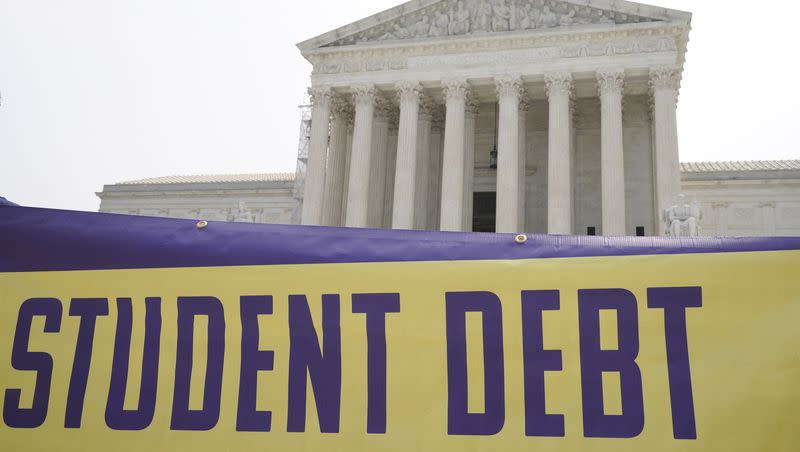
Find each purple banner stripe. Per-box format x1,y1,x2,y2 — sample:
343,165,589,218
1,205,799,273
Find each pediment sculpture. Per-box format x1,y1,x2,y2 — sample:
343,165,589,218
327,0,656,47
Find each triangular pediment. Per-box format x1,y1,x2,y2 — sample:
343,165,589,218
297,0,691,51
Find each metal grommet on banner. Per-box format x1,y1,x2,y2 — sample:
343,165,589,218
196,220,208,230
515,234,528,244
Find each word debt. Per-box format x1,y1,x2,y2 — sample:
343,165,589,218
3,288,701,439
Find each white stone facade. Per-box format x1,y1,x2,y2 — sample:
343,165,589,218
296,0,691,235
95,1,800,237
97,174,296,224
680,162,800,237
95,162,800,237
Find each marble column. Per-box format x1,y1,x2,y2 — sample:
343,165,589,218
321,98,351,227
414,99,433,230
495,76,523,233
367,97,392,228
301,87,332,226
384,117,399,228
392,81,422,230
650,66,682,236
463,100,478,231
345,84,376,228
440,80,470,231
545,72,574,235
517,95,529,232
598,69,627,236
341,122,354,225
428,111,444,230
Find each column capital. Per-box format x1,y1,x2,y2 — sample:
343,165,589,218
331,96,354,122
352,84,377,106
494,75,523,99
519,92,531,112
375,96,394,120
597,68,625,96
466,97,480,117
442,79,471,101
544,72,573,98
649,65,682,92
308,86,333,106
395,80,423,104
419,96,435,121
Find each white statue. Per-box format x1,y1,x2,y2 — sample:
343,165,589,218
491,0,511,32
517,4,532,29
664,194,703,237
233,200,256,223
559,9,577,26
411,15,431,38
430,10,450,37
449,1,471,35
538,5,558,28
379,23,411,41
473,1,492,32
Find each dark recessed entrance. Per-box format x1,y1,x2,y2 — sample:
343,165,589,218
473,192,496,233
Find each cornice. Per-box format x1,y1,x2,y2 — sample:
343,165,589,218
308,22,688,77
305,20,687,60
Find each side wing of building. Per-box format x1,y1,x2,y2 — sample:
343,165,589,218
96,174,297,224
95,161,800,237
681,161,800,237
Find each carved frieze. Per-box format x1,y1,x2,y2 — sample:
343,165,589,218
313,34,681,76
326,0,655,47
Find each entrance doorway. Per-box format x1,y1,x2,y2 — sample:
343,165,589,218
472,192,496,233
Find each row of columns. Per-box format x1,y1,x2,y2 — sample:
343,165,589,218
303,66,681,236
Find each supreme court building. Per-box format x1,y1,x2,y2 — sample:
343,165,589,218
97,0,800,237
298,0,690,236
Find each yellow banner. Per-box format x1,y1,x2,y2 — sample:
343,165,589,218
1,250,799,451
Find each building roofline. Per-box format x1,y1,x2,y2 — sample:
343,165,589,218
296,0,691,53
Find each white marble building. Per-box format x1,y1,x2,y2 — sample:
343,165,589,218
297,0,690,236
98,173,297,224
97,0,800,237
97,161,800,237
681,161,800,237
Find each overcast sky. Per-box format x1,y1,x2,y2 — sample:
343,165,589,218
1,0,798,212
